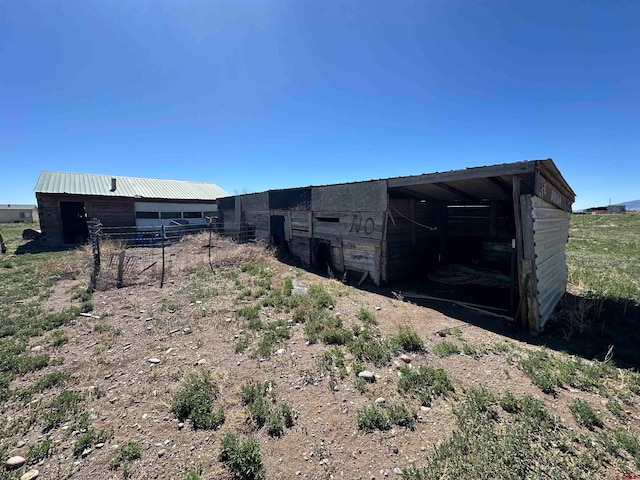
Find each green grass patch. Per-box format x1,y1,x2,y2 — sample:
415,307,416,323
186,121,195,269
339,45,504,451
356,308,377,325
402,389,567,480
110,441,142,471
462,342,488,359
517,348,620,396
219,434,265,480
397,366,454,406
569,398,604,429
27,436,53,462
433,341,461,357
43,389,83,431
51,330,69,347
172,371,225,430
389,326,424,352
181,469,203,480
357,405,390,432
241,381,293,436
567,213,640,305
237,305,262,329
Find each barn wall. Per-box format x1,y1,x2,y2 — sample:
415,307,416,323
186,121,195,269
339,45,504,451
269,189,311,211
240,193,270,241
37,193,218,244
312,180,387,212
526,195,571,330
307,181,388,285
90,198,136,227
37,194,62,244
217,197,237,239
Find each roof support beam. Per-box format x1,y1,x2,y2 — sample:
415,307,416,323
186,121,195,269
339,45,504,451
433,182,479,202
485,176,512,196
387,186,438,202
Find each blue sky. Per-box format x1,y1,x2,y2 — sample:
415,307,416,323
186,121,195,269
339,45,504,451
1,0,638,210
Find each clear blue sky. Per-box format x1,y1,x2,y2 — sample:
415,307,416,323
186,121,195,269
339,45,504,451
1,0,638,210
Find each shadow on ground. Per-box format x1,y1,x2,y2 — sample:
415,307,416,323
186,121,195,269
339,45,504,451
276,251,640,370
541,294,640,369
14,239,79,255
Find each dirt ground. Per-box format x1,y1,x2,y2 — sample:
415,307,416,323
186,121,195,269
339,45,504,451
1,234,636,479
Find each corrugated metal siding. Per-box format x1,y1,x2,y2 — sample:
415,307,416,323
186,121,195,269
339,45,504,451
531,195,571,327
35,171,228,200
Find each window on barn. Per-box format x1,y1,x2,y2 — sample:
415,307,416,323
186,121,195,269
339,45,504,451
160,211,181,219
136,211,159,219
182,211,202,219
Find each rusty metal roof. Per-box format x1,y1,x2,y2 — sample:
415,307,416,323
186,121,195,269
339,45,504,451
35,171,229,201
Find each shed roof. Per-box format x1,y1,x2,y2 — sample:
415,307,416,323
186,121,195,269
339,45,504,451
35,171,229,201
387,159,575,203
0,204,37,210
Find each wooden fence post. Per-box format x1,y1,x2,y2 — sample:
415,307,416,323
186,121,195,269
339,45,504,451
116,249,126,288
88,218,102,293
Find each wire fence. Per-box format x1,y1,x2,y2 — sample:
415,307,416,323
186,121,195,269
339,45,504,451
87,218,220,291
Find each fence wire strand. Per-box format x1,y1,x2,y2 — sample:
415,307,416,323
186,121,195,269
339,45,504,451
89,221,218,290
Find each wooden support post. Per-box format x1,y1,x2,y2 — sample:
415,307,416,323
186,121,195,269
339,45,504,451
489,200,498,238
520,194,539,331
512,177,526,327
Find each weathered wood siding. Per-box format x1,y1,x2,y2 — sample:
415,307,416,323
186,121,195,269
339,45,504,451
240,193,270,241
216,197,238,239
309,182,387,285
91,199,136,227
531,195,571,329
312,212,385,242
37,194,62,245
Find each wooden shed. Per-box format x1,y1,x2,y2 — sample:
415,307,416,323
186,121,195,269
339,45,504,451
218,159,575,332
35,171,228,245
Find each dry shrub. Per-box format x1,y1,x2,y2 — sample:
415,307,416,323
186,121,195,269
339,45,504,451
35,245,92,281
207,235,274,268
92,232,276,290
552,290,604,340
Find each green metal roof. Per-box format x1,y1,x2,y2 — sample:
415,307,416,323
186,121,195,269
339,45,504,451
35,171,229,201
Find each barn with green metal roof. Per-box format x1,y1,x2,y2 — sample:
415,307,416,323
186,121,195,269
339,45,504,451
35,171,228,245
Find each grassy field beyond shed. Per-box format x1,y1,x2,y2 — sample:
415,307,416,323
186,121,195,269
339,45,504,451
567,212,640,305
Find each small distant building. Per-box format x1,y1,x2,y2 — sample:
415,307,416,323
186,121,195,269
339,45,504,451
35,171,228,245
585,205,626,214
0,204,39,223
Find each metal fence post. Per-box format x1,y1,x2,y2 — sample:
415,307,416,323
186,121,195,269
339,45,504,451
160,224,166,288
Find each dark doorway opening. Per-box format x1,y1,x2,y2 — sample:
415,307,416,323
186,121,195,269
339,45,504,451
270,215,288,253
312,239,332,274
60,201,88,244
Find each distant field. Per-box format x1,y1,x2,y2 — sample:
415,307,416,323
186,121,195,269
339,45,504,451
566,212,640,305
